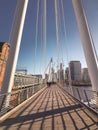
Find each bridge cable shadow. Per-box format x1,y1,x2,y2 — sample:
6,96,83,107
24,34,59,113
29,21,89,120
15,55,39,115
0,85,98,130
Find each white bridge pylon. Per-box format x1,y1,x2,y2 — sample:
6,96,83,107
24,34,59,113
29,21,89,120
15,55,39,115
72,0,98,93
1,0,98,97
1,0,29,95
48,58,57,83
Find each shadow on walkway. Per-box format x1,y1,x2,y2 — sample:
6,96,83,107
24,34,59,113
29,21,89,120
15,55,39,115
0,85,98,130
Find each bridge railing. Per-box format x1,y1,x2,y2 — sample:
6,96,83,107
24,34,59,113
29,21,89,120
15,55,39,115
0,83,46,117
13,73,42,89
60,85,98,113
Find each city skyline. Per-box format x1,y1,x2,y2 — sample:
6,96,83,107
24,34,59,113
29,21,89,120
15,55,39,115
0,0,98,74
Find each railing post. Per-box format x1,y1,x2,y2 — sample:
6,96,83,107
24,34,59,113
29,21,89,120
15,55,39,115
84,90,90,106
33,86,35,94
0,95,6,112
27,88,28,99
33,86,34,94
71,87,75,97
18,91,21,105
94,92,98,107
76,88,81,101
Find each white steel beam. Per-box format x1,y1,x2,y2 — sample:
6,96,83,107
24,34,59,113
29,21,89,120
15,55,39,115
1,0,28,94
72,0,98,92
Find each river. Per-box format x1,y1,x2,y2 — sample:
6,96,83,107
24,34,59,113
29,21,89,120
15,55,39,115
71,85,93,102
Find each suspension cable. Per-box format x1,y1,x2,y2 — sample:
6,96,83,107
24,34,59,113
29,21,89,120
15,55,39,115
61,0,69,64
34,0,40,74
57,0,64,61
39,3,43,74
60,0,73,85
8,2,18,43
43,0,47,73
54,0,60,65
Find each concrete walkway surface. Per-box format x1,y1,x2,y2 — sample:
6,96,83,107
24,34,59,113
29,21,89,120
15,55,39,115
0,85,98,130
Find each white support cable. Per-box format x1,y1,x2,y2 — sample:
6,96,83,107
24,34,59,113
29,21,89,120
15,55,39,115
57,0,63,61
41,0,45,77
54,0,60,65
60,0,71,85
44,59,51,76
43,0,47,72
8,2,18,43
39,4,43,74
60,0,69,64
34,0,40,74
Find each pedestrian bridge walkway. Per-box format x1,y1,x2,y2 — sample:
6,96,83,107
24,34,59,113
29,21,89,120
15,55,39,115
0,85,98,130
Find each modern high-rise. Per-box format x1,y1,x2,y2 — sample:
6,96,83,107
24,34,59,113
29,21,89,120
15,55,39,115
69,61,81,81
82,68,90,82
57,63,64,81
65,67,69,80
0,42,10,90
59,63,64,81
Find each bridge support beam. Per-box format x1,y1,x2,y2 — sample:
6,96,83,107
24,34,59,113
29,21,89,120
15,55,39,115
72,0,98,93
1,0,28,95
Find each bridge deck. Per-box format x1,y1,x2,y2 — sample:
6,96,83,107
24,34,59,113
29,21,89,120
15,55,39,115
0,85,98,130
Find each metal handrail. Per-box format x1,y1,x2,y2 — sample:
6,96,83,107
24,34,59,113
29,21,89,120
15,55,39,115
59,84,98,113
72,86,98,93
0,83,46,117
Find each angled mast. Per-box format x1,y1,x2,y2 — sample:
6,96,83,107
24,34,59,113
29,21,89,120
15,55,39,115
72,0,98,92
1,0,29,94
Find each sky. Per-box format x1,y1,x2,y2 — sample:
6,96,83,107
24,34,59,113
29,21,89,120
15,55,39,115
0,0,98,74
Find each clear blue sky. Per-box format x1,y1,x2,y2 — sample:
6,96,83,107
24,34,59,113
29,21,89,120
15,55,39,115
0,0,98,74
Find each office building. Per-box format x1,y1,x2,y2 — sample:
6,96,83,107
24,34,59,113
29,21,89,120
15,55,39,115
69,61,81,81
82,68,90,81
65,67,69,80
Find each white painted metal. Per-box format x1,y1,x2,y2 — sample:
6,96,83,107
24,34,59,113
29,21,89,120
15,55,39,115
72,0,98,92
48,58,54,82
48,58,57,83
1,0,28,94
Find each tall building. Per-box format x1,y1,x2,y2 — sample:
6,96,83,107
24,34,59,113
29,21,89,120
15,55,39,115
82,68,90,82
65,67,69,80
69,61,81,81
57,63,64,82
0,42,10,90
59,63,64,81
